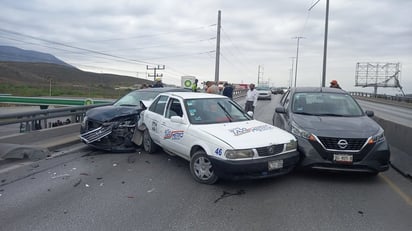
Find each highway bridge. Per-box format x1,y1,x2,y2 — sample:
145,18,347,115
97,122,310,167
0,93,411,230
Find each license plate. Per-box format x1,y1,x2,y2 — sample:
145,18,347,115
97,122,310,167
333,154,353,163
268,160,283,170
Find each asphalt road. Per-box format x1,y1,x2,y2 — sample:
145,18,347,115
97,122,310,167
0,95,411,231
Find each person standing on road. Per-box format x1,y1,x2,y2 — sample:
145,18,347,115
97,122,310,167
329,80,341,89
206,81,219,94
192,79,199,92
222,82,234,99
245,83,258,113
152,78,164,88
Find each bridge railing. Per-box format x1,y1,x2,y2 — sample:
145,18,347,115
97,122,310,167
350,91,412,104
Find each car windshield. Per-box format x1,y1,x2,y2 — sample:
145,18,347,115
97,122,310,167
113,91,160,107
292,92,364,116
185,98,251,124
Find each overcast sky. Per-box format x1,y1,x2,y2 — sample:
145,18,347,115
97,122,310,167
1,0,411,94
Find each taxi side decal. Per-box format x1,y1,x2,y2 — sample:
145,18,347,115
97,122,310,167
228,125,274,136
164,129,184,140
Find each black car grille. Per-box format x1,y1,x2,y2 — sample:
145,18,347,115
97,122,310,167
87,120,103,130
256,144,284,157
317,136,367,151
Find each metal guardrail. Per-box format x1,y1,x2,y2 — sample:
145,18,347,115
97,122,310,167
350,92,412,104
0,103,111,132
0,90,247,134
0,96,113,106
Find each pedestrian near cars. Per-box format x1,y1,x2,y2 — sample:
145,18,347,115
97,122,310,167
192,79,199,92
152,77,164,88
206,81,219,94
245,83,258,113
329,80,341,89
222,82,234,99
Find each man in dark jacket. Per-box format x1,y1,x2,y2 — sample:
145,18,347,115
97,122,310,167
153,78,164,88
222,82,234,99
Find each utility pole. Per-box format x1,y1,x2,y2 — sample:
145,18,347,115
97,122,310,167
321,0,330,87
309,0,330,87
146,65,165,81
289,57,295,88
293,36,304,87
49,77,52,96
214,10,221,83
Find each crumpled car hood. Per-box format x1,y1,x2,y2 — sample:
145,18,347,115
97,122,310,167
291,114,381,138
196,120,295,149
86,105,141,122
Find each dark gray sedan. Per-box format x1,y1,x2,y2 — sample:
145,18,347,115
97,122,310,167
272,87,390,175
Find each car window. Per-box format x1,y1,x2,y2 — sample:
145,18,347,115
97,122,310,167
149,95,168,115
292,92,363,116
185,98,251,124
165,98,183,118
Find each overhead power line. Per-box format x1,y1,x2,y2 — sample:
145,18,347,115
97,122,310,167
0,28,157,66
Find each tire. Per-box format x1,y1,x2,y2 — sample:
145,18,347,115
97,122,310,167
190,150,218,184
143,129,158,154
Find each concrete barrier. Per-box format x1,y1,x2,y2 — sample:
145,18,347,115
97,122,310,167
373,116,412,177
0,123,81,161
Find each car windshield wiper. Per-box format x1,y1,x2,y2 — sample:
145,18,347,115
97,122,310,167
317,113,346,117
118,104,138,107
293,111,316,116
217,102,233,122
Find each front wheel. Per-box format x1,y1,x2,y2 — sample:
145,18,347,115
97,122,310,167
143,129,158,154
190,151,218,184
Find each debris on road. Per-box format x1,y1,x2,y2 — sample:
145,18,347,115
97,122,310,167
73,179,82,187
51,174,70,179
147,188,155,193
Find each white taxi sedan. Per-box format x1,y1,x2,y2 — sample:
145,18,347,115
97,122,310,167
138,92,299,184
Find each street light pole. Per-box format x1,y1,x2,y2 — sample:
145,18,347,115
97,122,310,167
293,36,304,87
309,0,330,87
321,0,330,87
289,57,295,88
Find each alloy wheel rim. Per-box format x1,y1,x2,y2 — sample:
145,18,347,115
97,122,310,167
194,156,213,180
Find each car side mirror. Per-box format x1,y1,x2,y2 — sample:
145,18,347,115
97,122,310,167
365,110,374,117
140,101,147,110
171,116,185,124
275,107,286,114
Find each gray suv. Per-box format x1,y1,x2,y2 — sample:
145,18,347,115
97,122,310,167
272,87,390,175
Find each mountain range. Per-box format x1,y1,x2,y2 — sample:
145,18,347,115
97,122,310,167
0,45,72,67
0,46,154,98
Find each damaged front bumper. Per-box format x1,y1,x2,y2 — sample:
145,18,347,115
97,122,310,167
80,124,114,144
